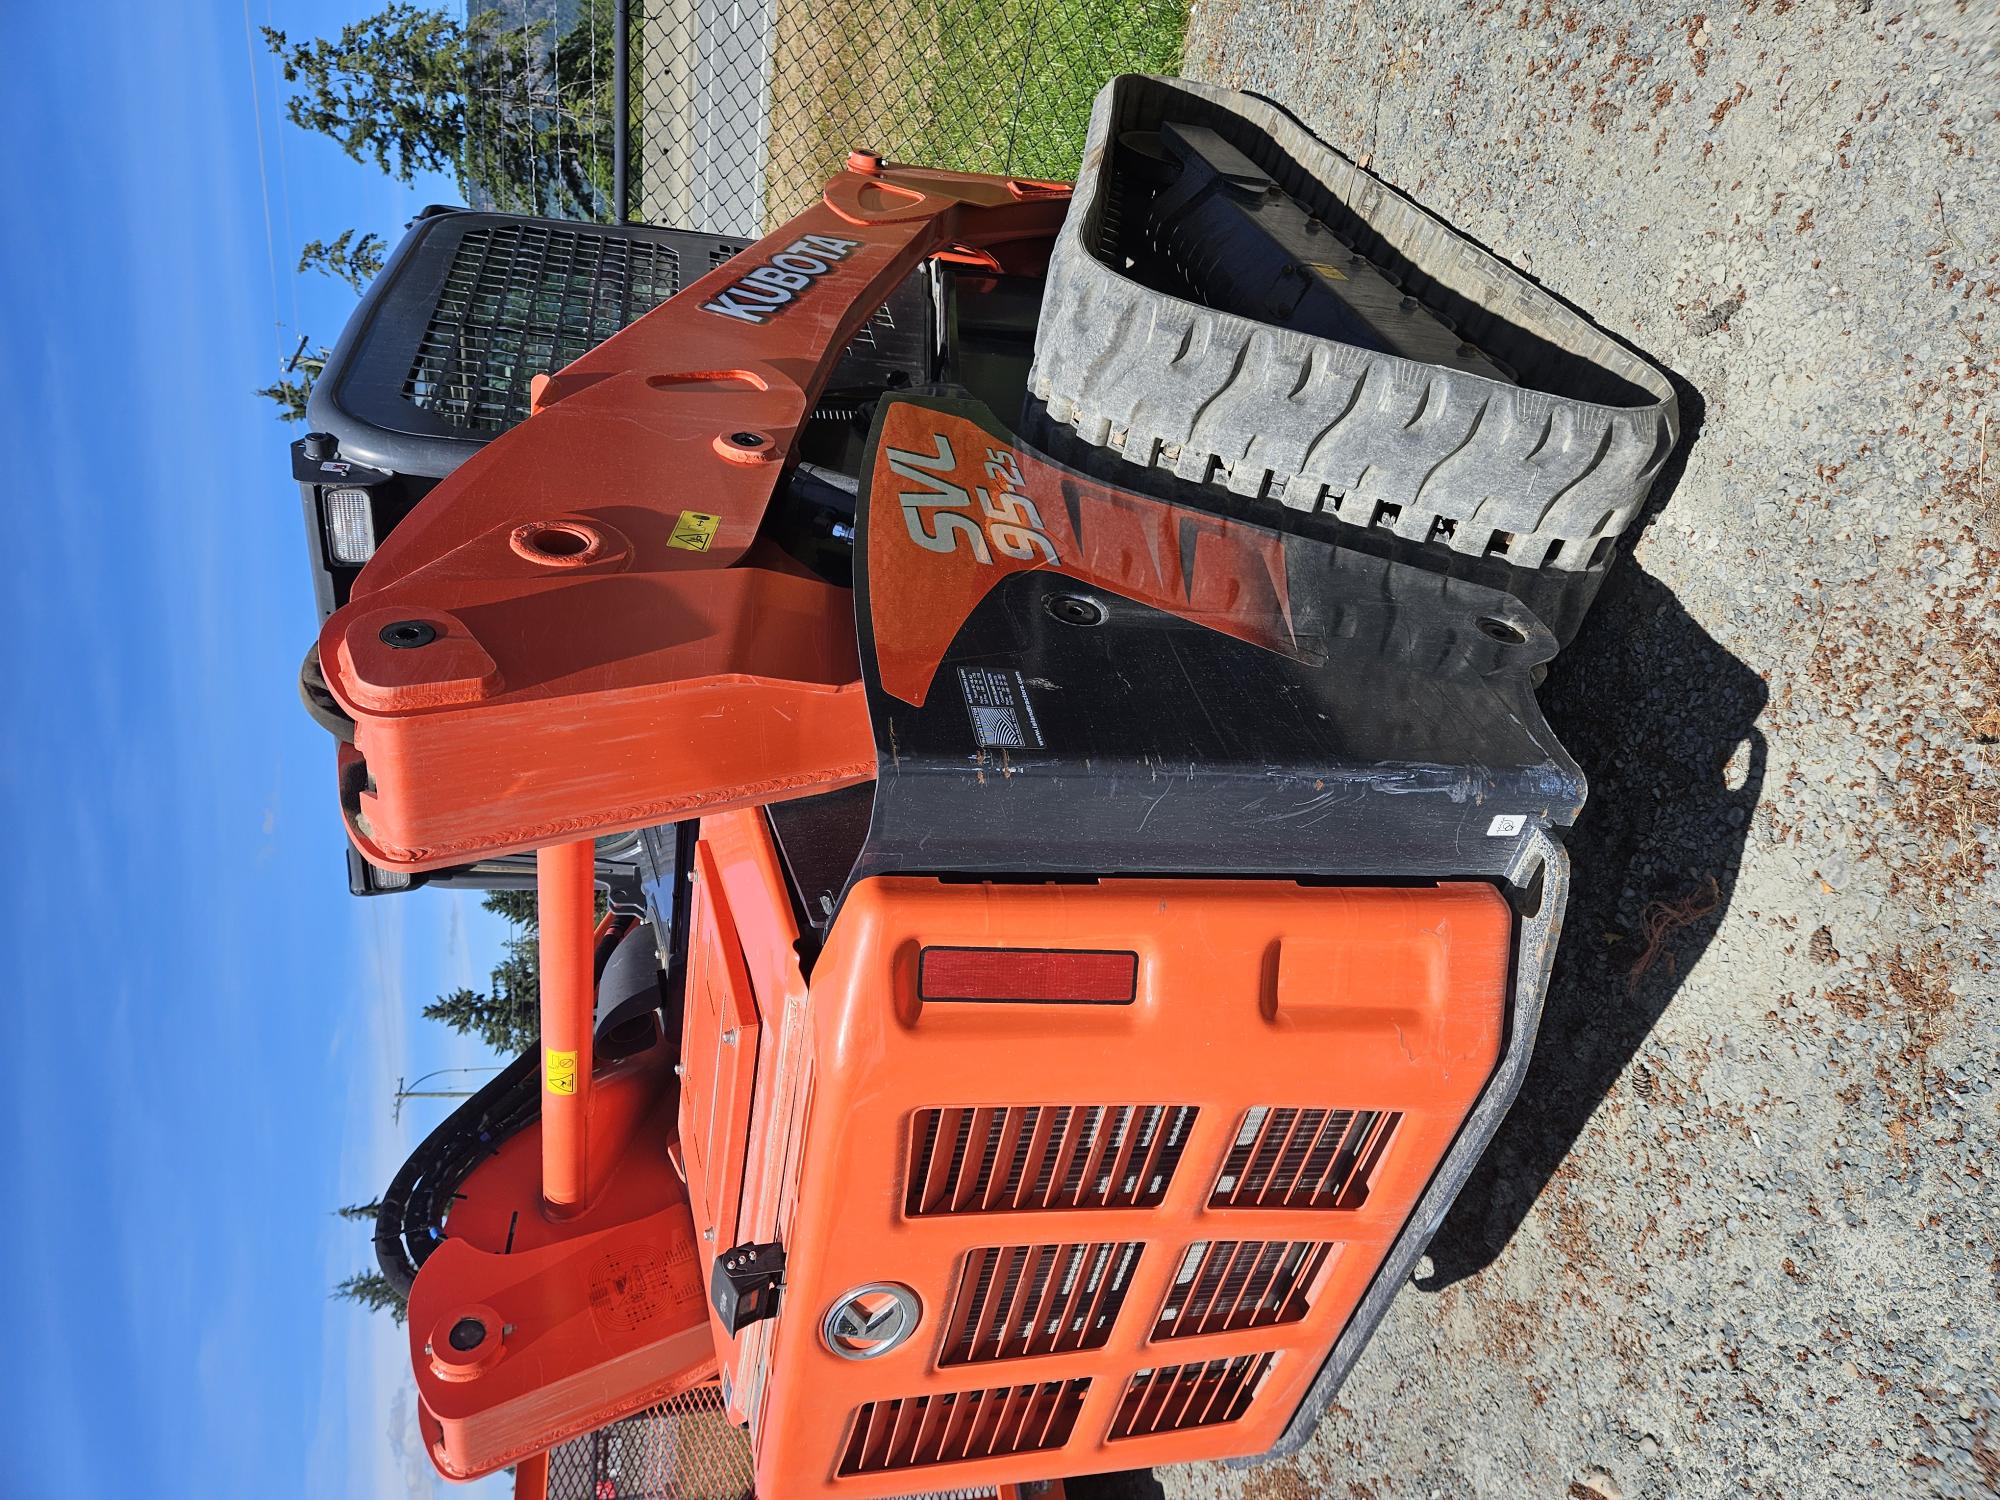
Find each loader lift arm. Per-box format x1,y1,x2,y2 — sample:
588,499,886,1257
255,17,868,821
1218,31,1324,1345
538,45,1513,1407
315,160,1070,874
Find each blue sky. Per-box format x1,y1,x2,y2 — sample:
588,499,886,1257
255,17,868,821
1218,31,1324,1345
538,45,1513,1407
0,4,515,1493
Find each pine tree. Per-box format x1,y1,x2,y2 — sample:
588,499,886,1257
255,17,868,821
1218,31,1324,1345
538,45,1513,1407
254,377,312,423
540,0,626,216
421,887,543,1053
421,983,538,1054
335,1199,385,1222
334,1269,409,1324
254,346,327,423
262,3,624,219
482,888,539,928
420,882,611,1054
261,6,506,184
298,230,387,293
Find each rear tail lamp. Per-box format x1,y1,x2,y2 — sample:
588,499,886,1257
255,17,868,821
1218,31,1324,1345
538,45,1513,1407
324,486,378,564
918,948,1137,1004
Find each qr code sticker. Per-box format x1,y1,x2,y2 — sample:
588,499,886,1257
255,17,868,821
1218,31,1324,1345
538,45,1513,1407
958,667,1043,750
969,704,1025,748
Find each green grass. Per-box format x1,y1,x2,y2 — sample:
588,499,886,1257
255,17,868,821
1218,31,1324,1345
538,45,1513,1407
911,0,1187,178
760,0,1187,226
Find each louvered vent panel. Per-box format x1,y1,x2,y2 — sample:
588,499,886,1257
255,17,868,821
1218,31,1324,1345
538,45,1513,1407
838,1381,1090,1476
906,1105,1198,1215
942,1242,1144,1364
1209,1106,1401,1209
1154,1240,1337,1338
1110,1355,1275,1439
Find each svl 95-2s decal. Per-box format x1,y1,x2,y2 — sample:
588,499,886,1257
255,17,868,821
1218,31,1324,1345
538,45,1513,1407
886,432,1060,565
866,402,1299,708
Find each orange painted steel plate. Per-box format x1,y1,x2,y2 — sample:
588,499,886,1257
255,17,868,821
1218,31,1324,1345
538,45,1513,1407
745,876,1512,1496
318,167,1068,870
409,1052,719,1480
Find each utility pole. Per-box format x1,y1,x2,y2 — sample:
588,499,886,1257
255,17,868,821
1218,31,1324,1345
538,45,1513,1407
392,1066,502,1123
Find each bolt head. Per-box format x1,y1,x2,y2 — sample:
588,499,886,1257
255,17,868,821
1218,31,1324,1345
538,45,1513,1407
379,619,438,650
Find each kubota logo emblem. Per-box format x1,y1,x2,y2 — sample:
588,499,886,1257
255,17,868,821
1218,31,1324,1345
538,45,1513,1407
822,1282,921,1360
699,234,862,324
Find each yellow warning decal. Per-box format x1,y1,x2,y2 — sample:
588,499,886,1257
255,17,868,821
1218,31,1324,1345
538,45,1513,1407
669,510,720,551
1302,261,1349,281
545,1048,579,1095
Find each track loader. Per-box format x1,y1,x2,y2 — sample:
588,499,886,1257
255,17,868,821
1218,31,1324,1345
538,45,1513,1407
292,76,1675,1498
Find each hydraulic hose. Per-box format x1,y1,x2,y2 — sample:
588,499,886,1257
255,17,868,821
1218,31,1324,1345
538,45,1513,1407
372,907,646,1294
373,1047,540,1296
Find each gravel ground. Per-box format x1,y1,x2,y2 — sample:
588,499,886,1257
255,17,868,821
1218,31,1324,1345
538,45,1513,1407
1145,2,2000,1496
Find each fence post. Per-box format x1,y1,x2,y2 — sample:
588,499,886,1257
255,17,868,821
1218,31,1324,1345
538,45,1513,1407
613,0,630,223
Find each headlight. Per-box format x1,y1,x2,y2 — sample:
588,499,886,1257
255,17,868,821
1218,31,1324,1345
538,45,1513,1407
324,486,378,564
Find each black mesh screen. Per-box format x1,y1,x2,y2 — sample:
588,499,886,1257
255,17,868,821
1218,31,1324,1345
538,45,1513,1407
543,1384,754,1500
403,222,691,433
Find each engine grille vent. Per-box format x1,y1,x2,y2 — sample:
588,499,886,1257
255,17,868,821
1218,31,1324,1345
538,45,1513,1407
906,1105,1198,1215
1111,1355,1275,1440
838,1380,1090,1475
1210,1106,1401,1209
1155,1240,1337,1339
404,223,683,433
942,1241,1144,1365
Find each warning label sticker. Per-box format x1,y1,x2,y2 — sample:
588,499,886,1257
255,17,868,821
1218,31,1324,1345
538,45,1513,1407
958,667,1044,750
586,1235,705,1334
668,510,720,551
587,1246,665,1331
545,1048,579,1095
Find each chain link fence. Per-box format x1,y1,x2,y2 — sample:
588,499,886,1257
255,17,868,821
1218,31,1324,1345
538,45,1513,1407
457,0,627,221
462,0,1187,235
637,0,1186,233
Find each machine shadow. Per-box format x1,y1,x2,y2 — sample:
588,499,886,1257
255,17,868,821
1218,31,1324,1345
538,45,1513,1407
1065,1469,1170,1500
1415,376,1769,1291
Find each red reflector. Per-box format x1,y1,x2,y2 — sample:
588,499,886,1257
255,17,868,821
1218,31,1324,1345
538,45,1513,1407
919,948,1138,1004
